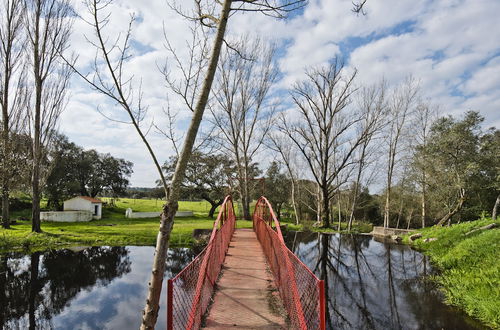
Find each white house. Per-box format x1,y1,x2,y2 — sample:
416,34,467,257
64,196,103,219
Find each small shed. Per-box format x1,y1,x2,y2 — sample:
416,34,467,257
64,196,103,219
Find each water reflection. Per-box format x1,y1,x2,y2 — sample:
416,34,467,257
283,231,486,330
0,246,195,329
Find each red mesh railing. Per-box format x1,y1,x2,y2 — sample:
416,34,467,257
167,196,236,330
253,197,326,330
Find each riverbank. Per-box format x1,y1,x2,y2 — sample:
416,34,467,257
404,218,500,328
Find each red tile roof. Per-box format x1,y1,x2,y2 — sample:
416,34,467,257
75,196,102,203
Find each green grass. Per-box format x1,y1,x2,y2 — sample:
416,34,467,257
285,220,373,234
404,218,500,328
1,200,253,253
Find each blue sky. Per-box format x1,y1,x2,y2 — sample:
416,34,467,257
61,0,500,187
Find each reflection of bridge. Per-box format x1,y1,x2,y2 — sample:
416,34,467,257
167,196,325,329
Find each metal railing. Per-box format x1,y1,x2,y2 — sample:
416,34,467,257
167,196,235,330
253,196,326,330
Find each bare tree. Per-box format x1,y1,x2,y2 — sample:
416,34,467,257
267,133,301,224
210,36,277,220
412,101,436,228
347,82,387,231
25,0,73,233
382,78,418,228
280,60,373,228
0,0,27,228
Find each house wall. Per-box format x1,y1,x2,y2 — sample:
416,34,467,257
41,211,93,222
64,198,91,212
64,198,102,219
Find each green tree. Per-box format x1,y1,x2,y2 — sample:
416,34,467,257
264,161,290,220
163,152,234,218
421,111,485,225
45,136,133,207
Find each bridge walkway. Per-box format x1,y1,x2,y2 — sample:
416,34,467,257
204,228,285,329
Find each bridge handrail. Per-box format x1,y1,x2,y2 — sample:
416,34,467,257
253,196,326,330
167,195,236,330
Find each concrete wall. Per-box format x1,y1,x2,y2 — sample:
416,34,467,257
41,211,93,222
371,226,414,237
125,208,193,218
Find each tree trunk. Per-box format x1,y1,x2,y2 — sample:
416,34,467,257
208,199,223,218
1,87,10,229
321,186,330,228
492,193,499,220
395,199,403,229
421,172,426,228
384,185,391,228
140,1,231,328
1,186,9,229
436,190,465,226
290,178,299,225
407,208,414,230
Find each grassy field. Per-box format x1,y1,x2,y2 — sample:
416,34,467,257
1,199,253,253
1,197,374,253
405,218,500,328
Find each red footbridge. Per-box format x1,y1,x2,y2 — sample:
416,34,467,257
167,196,326,329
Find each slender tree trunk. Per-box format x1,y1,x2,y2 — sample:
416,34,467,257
384,184,391,228
140,1,232,328
421,171,426,228
290,178,299,225
406,208,414,230
492,193,499,220
1,76,10,229
321,185,330,228
31,81,42,233
395,199,403,229
337,197,341,231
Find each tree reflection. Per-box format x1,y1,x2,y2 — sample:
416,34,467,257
0,247,131,329
284,231,482,330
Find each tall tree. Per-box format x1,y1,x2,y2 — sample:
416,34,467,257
280,60,370,228
347,82,387,231
411,101,436,228
0,0,27,228
383,78,418,228
26,0,73,232
424,111,484,226
210,36,277,220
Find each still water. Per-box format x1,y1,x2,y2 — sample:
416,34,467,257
0,234,487,329
0,246,196,329
282,231,486,330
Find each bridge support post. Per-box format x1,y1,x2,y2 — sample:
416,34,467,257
318,280,326,330
167,279,173,330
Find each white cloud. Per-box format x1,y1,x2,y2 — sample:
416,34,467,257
61,0,500,187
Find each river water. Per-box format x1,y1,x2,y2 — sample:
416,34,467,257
0,233,487,329
282,231,486,330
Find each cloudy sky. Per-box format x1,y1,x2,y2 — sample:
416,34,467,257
61,0,500,187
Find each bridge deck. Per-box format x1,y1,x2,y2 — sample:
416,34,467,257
204,228,286,329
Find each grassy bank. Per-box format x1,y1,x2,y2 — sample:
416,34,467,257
286,220,373,234
0,199,253,253
405,218,500,328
